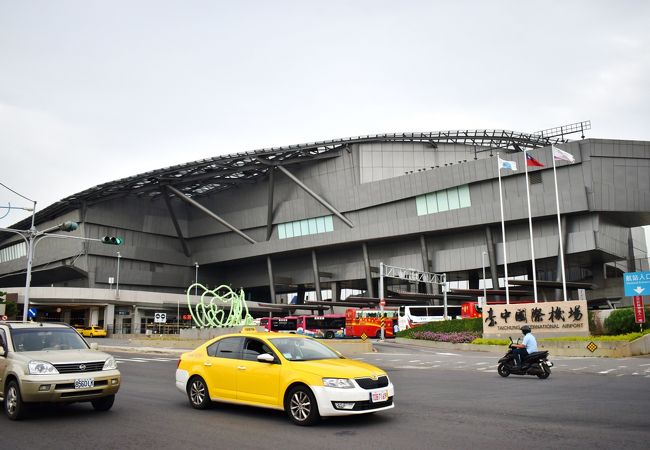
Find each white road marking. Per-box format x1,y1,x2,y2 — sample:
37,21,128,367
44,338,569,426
475,362,488,365
598,369,616,374
389,359,402,362
616,374,625,377
435,352,460,356
409,360,421,363
395,366,434,370
572,367,588,371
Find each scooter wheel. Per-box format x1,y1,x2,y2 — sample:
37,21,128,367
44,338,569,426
497,363,510,377
537,363,551,379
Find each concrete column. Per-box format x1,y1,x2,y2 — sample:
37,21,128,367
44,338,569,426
331,281,340,302
62,309,71,324
420,235,432,294
627,228,636,273
311,250,322,303
266,256,276,303
132,306,141,334
362,243,375,298
485,226,499,290
89,307,99,326
468,271,480,290
104,304,115,335
297,285,305,304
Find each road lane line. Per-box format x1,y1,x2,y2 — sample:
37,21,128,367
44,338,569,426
598,369,616,374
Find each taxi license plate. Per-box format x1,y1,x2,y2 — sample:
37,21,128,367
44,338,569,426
74,378,95,389
370,390,388,403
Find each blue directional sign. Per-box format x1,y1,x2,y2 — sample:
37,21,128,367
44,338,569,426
624,271,650,297
27,307,37,319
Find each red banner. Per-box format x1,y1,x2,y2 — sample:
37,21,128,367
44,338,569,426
633,296,646,324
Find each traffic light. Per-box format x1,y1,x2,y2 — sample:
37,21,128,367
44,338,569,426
101,236,123,245
59,221,79,232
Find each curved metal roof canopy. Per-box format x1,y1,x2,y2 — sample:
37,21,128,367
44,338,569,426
7,122,589,230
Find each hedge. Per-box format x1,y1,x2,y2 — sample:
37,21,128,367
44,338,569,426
396,318,482,338
604,307,650,335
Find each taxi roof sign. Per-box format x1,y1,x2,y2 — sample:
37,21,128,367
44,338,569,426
241,326,258,333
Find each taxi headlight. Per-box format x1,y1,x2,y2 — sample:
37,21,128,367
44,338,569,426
28,360,59,375
322,378,354,389
103,356,118,370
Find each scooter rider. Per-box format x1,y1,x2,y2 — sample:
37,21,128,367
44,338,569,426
513,325,537,368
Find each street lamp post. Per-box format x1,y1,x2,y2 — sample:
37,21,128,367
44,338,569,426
194,262,199,295
22,202,37,322
116,252,121,298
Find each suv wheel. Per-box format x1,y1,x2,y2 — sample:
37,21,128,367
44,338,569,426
5,380,27,420
91,394,115,411
286,385,320,426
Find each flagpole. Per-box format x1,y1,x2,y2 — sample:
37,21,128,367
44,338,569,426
552,147,568,301
524,151,538,303
497,153,510,304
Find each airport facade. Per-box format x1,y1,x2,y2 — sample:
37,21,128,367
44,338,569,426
1,124,649,333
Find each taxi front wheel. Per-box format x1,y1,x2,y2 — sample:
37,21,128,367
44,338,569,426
286,386,320,426
188,376,211,409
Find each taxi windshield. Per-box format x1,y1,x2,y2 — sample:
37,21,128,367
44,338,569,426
270,337,342,361
11,328,89,352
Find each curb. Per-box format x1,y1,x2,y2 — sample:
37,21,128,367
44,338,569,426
99,345,188,356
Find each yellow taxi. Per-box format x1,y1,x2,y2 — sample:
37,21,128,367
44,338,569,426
79,326,107,338
175,327,394,425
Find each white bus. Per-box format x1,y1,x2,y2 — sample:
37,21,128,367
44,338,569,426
397,305,462,331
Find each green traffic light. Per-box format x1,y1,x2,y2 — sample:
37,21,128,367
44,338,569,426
101,236,124,245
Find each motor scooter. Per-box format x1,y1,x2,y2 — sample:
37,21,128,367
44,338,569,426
497,337,553,379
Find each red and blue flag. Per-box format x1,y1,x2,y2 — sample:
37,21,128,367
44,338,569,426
526,153,544,167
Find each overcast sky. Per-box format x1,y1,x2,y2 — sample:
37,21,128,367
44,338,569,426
1,1,649,229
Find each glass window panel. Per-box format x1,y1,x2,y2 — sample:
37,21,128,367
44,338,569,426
308,218,317,234
292,222,302,237
285,223,294,238
447,187,460,210
415,195,428,216
437,190,449,212
426,193,438,214
278,224,286,239
316,217,326,233
324,216,334,232
458,184,471,208
300,220,309,235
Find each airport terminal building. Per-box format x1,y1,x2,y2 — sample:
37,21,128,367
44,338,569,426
1,122,649,333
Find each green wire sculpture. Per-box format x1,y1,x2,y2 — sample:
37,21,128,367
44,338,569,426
186,283,254,328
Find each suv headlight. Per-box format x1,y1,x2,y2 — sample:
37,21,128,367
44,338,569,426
322,378,354,389
103,356,118,370
28,360,59,375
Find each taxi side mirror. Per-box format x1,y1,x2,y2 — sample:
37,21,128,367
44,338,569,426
0,342,7,357
257,353,275,363
89,342,99,350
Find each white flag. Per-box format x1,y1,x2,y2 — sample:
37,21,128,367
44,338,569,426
552,146,575,163
498,157,517,171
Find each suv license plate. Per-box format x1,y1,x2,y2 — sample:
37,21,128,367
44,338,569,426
74,378,95,389
371,390,388,403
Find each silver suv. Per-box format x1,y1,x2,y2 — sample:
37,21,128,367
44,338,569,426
0,321,121,420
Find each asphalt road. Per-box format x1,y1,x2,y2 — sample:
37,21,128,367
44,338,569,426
2,345,649,450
